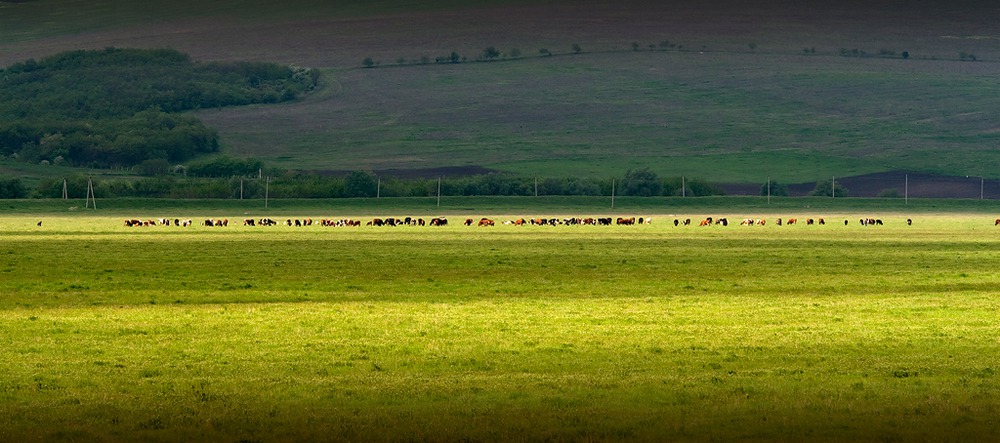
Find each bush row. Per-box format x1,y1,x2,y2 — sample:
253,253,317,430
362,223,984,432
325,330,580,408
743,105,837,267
24,169,724,199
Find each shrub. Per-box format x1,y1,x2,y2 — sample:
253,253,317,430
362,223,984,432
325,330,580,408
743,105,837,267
621,168,662,196
878,188,902,198
760,181,789,197
343,170,377,198
809,179,849,197
0,177,27,198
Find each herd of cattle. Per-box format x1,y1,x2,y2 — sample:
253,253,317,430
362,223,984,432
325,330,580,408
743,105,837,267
120,215,913,228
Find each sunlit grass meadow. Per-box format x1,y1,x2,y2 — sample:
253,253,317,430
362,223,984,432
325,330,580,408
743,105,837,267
1,208,999,441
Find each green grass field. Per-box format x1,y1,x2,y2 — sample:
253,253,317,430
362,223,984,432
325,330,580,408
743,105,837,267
2,206,1000,441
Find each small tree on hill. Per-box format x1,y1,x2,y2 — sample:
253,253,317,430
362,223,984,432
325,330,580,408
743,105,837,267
572,43,582,54
809,179,848,197
481,47,500,61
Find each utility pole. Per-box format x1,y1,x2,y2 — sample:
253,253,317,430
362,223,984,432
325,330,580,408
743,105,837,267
611,178,616,209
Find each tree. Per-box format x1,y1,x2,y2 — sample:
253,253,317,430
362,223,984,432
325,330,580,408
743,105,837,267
539,48,552,57
748,42,757,52
572,43,582,54
344,170,377,198
809,179,848,197
137,158,171,176
362,57,375,68
621,168,662,196
631,42,640,52
760,181,789,197
481,47,500,61
0,177,27,198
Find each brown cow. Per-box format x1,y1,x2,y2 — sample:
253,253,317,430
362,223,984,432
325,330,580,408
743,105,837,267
478,218,495,227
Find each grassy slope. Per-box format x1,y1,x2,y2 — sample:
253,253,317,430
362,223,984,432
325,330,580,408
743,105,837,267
1,0,999,183
1,216,999,440
199,53,1000,182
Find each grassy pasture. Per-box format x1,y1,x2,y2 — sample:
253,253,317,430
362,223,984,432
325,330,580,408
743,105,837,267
2,210,1000,441
200,51,1000,181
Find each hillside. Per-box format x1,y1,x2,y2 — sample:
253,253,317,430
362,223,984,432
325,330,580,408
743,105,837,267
1,0,999,188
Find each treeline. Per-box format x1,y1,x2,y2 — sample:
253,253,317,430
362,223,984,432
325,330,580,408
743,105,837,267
0,48,318,168
22,168,724,199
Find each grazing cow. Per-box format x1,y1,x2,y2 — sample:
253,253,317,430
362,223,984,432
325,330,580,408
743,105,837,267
684,219,691,226
673,219,679,227
776,218,782,226
757,219,766,226
430,217,448,226
244,219,256,226
700,217,713,227
464,218,474,226
478,218,495,227
807,219,814,225
719,218,728,226
907,218,912,226
819,218,825,225
844,219,849,226
787,218,797,225
995,218,1000,226
741,218,754,226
